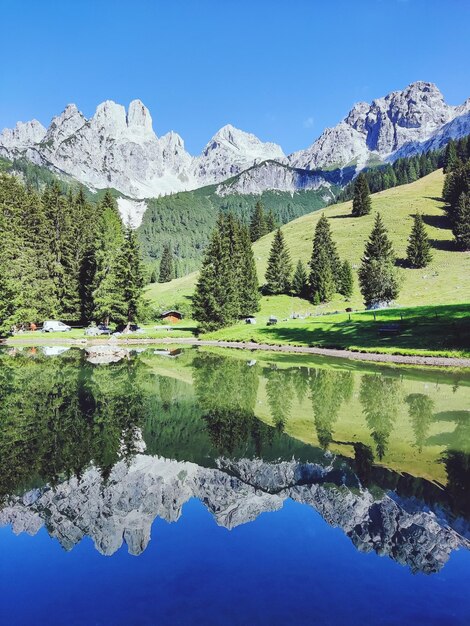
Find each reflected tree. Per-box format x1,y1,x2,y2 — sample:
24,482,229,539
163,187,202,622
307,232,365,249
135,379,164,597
405,393,434,452
309,369,354,449
266,368,294,432
360,374,402,460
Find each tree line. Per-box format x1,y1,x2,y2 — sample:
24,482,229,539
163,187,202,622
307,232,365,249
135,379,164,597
336,147,442,203
0,175,145,334
442,136,470,250
193,213,260,330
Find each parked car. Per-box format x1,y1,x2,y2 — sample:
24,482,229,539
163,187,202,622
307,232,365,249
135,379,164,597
42,320,72,333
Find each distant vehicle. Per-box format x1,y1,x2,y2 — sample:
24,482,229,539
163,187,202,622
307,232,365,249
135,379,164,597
85,324,112,337
42,320,71,333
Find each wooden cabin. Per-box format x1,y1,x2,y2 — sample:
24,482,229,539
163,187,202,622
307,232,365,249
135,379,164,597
160,310,183,324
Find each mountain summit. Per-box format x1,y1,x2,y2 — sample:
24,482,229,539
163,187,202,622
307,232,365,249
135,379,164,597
1,81,469,223
289,81,470,170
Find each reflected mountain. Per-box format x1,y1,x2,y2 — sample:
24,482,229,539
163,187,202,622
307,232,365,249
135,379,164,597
1,451,469,574
0,346,469,574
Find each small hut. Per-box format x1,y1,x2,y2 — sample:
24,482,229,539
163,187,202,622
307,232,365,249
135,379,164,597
159,310,183,324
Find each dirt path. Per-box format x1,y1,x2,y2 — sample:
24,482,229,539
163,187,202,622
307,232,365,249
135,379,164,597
4,336,469,368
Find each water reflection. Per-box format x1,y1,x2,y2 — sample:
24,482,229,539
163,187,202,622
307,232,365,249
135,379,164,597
0,346,469,574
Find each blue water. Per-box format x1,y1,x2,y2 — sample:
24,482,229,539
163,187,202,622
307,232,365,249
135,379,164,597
1,347,470,625
2,498,470,626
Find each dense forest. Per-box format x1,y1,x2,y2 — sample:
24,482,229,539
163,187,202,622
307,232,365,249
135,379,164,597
0,176,144,334
138,183,338,275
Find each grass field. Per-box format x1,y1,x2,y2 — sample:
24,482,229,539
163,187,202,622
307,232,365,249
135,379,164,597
204,303,470,357
147,170,470,311
143,170,470,356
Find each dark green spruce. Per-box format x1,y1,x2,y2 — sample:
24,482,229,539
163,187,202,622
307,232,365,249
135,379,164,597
158,243,175,283
309,214,341,303
352,173,372,217
406,213,432,268
358,213,400,308
264,228,292,295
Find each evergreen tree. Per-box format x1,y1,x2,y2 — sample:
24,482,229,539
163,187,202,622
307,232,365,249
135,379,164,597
352,173,372,217
158,243,175,283
443,139,459,173
339,260,353,299
453,192,470,250
92,192,126,325
114,226,145,324
238,224,261,315
264,228,292,295
193,218,237,330
292,260,309,299
309,214,341,303
250,201,267,242
358,213,400,308
266,208,277,232
406,213,432,268
150,268,158,283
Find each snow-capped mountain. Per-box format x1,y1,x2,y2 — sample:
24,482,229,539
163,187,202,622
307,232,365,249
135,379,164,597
1,81,469,226
289,81,470,170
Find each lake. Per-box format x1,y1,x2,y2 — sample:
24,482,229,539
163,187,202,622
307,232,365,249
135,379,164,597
0,345,469,625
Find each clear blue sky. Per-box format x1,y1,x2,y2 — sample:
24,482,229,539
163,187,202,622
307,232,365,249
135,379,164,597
1,0,469,155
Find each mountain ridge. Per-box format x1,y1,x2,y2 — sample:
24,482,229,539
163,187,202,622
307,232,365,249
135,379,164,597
1,81,469,226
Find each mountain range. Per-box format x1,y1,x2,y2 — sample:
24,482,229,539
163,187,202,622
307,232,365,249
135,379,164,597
1,453,468,573
1,81,469,225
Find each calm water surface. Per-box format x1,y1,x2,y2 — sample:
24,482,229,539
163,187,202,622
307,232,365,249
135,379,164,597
0,346,469,625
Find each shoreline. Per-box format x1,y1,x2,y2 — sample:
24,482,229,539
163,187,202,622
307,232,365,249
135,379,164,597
2,336,470,368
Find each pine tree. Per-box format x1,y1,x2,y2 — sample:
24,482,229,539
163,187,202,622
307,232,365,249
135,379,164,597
406,213,432,268
92,192,126,325
150,268,158,283
193,219,238,330
358,213,400,308
339,260,353,299
264,229,292,295
453,192,470,250
352,173,372,217
158,243,175,282
309,214,341,302
114,226,145,324
443,140,459,173
292,260,308,299
266,208,277,232
250,201,267,242
238,224,260,315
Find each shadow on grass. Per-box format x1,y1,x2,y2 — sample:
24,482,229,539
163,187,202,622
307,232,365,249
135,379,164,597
329,213,354,220
429,238,456,252
253,308,470,352
422,214,451,230
424,196,445,203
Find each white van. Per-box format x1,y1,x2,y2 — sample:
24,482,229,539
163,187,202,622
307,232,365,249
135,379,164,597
42,320,72,333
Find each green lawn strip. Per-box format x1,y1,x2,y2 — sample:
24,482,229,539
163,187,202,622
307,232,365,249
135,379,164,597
203,303,470,358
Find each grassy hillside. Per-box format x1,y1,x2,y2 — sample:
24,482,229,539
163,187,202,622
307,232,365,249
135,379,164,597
148,170,470,314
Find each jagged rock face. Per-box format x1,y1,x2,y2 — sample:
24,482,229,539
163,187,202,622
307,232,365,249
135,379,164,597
289,81,469,170
1,455,468,573
215,160,333,197
192,124,285,187
0,105,284,205
1,81,470,226
0,119,46,148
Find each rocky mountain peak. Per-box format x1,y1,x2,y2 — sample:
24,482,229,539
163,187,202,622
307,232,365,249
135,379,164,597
0,119,46,148
127,99,154,136
43,103,86,146
91,100,128,136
